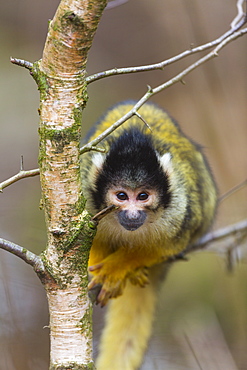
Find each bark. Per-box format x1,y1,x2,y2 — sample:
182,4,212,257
31,0,107,368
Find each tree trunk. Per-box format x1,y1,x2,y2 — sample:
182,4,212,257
33,0,107,368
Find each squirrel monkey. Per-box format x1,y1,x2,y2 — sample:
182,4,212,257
81,101,217,370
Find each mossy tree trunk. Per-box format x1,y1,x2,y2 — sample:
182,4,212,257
31,0,107,369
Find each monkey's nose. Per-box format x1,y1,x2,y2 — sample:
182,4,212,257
117,210,146,231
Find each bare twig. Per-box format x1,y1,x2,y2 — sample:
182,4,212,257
10,57,33,71
191,219,247,251
7,3,247,190
86,1,246,84
231,0,247,28
184,333,204,370
0,168,40,192
81,26,247,154
92,204,118,223
219,179,247,202
0,238,45,274
227,230,247,271
134,111,152,132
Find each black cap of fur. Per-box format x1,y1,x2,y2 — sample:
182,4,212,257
92,127,171,210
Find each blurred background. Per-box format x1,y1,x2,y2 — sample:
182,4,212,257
0,0,246,369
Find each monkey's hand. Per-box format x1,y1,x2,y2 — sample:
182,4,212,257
128,266,150,287
88,261,127,307
88,252,151,306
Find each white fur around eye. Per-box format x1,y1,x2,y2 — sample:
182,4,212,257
92,153,104,169
158,152,173,174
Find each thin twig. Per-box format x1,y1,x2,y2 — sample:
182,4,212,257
20,156,24,171
231,0,247,28
0,238,45,274
219,178,247,202
0,168,40,192
191,219,247,251
86,2,246,84
81,26,247,154
227,231,247,271
134,111,153,132
184,333,204,370
10,57,33,71
8,3,247,191
92,204,118,223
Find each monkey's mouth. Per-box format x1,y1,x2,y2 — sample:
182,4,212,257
121,221,144,231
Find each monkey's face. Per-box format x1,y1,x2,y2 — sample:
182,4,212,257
106,186,159,231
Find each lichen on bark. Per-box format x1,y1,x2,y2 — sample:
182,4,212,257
30,1,108,368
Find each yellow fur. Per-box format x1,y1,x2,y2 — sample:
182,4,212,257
81,102,217,369
96,281,157,370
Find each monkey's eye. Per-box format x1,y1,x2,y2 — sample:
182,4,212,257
137,192,149,201
116,192,128,201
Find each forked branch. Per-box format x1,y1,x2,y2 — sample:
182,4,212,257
81,26,247,153
2,0,247,191
192,219,247,251
86,0,247,84
0,168,40,192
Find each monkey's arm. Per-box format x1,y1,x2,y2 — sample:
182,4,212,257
87,240,186,306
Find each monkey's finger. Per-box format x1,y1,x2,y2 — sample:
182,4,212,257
97,289,111,307
88,278,100,291
88,262,104,272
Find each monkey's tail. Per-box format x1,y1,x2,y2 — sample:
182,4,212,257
96,279,158,370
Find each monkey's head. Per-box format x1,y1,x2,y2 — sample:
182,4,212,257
89,127,172,233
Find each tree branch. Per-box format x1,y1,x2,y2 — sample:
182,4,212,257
231,0,247,28
0,238,45,274
0,168,40,192
86,1,247,84
218,178,247,202
10,57,33,71
191,219,247,252
81,26,247,154
5,3,246,190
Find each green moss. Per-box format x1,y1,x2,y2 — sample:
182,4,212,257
88,220,97,230
64,221,96,278
38,138,47,170
51,19,59,32
40,192,52,222
78,305,93,335
40,252,58,283
61,11,85,33
39,124,81,145
66,212,96,250
31,61,49,101
40,210,96,289
78,192,87,211
77,83,88,105
73,106,83,127
50,363,95,370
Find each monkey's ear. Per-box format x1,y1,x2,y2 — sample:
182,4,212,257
158,152,173,175
92,153,105,170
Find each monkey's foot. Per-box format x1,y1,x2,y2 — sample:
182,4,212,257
128,266,150,287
